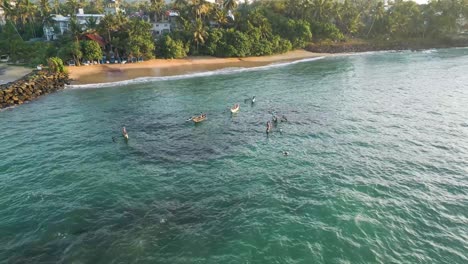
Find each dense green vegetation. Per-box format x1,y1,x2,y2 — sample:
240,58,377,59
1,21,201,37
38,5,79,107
0,0,467,65
47,56,65,73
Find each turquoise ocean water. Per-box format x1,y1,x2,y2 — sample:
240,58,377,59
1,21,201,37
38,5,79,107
1,49,468,263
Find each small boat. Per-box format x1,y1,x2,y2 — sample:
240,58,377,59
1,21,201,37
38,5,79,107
251,96,256,103
191,113,207,123
266,121,272,134
230,103,240,113
122,126,129,140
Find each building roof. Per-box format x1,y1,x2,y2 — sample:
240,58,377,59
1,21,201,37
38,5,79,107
82,33,106,47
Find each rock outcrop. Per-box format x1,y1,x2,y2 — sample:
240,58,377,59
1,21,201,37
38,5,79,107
0,71,69,109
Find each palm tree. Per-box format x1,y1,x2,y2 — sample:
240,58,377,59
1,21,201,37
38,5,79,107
0,0,23,40
66,0,81,15
248,9,272,39
17,0,38,37
191,0,211,20
212,8,227,27
53,0,60,14
99,13,127,57
285,0,308,19
173,0,187,10
99,15,118,55
39,0,51,17
311,0,333,23
68,16,82,42
149,0,164,22
223,0,237,12
85,16,98,32
39,0,52,28
1,0,17,22
18,0,37,25
367,1,385,37
192,18,207,52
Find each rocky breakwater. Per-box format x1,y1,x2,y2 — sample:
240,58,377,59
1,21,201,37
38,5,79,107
0,71,69,109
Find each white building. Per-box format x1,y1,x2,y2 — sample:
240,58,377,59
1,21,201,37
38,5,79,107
43,9,104,41
152,22,171,36
152,10,179,37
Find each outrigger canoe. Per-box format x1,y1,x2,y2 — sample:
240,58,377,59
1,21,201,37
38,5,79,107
230,103,240,113
191,113,207,123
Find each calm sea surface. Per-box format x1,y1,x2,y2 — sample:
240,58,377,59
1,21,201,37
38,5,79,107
1,49,468,263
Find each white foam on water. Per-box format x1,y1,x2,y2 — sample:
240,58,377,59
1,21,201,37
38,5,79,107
421,49,437,54
0,104,18,111
66,56,325,89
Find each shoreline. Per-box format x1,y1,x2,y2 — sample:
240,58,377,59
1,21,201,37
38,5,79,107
67,50,330,85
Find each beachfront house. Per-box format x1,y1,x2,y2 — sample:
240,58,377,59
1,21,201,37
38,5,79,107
43,9,104,41
152,10,179,37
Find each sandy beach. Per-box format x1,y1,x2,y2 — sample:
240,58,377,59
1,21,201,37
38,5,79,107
67,50,330,85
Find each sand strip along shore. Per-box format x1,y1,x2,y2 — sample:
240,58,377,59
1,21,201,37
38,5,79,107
67,50,331,85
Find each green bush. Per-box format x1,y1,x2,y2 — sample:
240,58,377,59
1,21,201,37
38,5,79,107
80,40,103,61
286,20,312,48
312,22,345,42
156,35,189,59
204,29,224,56
47,57,65,73
272,36,292,54
221,29,251,57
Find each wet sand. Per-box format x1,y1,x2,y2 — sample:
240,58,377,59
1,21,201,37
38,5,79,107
68,50,330,85
0,65,32,85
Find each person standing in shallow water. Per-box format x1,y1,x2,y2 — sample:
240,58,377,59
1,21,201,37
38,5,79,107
122,126,129,140
266,121,272,134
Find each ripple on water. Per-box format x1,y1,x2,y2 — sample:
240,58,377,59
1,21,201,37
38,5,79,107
1,49,468,263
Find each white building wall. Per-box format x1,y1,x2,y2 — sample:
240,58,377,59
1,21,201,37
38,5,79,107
43,13,105,41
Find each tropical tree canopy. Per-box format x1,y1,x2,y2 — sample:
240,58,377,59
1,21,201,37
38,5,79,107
0,0,467,66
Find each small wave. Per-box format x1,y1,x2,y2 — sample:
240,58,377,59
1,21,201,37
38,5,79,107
341,50,401,57
0,105,18,111
66,57,325,89
421,49,437,54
